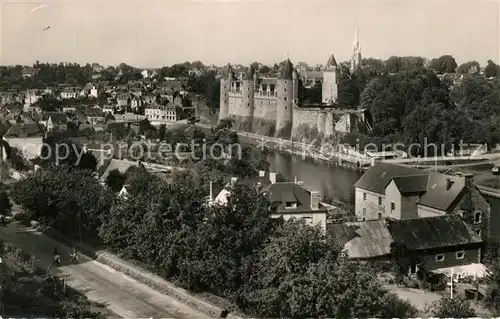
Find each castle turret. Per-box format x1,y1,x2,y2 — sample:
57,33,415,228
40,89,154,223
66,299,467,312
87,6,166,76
322,54,339,105
219,63,233,120
240,65,256,131
276,59,294,138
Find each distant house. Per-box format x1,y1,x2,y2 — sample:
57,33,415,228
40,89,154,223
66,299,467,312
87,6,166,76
130,96,143,110
3,123,45,159
23,90,41,106
116,93,130,107
60,87,80,99
21,67,36,78
85,108,105,125
92,63,104,73
210,171,328,232
42,112,68,132
145,103,179,125
353,163,491,238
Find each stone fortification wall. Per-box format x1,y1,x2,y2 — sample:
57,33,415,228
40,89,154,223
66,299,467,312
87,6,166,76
291,107,338,143
252,97,277,136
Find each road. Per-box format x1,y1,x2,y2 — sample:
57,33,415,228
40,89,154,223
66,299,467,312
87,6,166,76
2,222,210,319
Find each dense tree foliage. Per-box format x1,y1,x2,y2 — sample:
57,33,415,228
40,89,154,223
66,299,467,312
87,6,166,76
427,295,475,317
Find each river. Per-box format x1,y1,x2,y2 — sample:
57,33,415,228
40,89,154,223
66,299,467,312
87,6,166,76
181,124,362,203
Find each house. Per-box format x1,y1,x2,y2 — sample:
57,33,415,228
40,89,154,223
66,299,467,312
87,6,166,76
21,67,36,78
130,96,143,110
354,163,492,242
388,215,483,274
329,215,484,275
3,123,45,159
42,112,68,131
101,105,114,114
145,104,179,125
116,93,130,107
90,86,98,98
60,87,79,99
23,90,41,106
92,63,104,73
85,108,105,125
211,171,328,232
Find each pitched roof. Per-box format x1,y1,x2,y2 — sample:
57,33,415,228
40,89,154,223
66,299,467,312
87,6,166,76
44,112,68,124
4,123,44,138
417,172,465,211
391,175,429,194
327,220,393,259
324,54,338,69
388,214,482,251
265,182,327,213
354,163,424,194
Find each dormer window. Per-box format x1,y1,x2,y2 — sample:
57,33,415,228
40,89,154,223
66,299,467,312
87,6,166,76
285,201,297,209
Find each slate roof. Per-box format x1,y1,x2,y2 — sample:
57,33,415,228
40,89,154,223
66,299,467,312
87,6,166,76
354,163,424,194
355,163,472,212
391,175,429,194
324,54,338,69
418,172,465,212
44,112,68,124
264,182,327,213
279,59,294,79
388,215,482,251
4,123,44,138
327,220,394,259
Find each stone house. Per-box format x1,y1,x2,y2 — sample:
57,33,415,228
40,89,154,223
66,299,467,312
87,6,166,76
210,171,328,232
354,163,491,240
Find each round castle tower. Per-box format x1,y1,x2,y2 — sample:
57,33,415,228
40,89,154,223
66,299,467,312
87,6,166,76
240,65,256,131
219,63,233,121
275,59,294,138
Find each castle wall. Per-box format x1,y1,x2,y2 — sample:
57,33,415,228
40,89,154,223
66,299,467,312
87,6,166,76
253,97,277,136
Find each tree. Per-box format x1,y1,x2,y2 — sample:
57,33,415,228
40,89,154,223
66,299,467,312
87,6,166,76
427,296,475,317
485,261,500,315
429,55,458,74
258,65,271,75
485,60,500,78
105,169,127,192
158,124,167,141
0,191,12,216
456,61,480,74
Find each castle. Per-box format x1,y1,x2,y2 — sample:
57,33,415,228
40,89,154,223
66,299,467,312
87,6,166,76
219,28,368,141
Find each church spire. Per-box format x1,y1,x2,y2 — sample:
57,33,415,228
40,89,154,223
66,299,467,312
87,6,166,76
350,24,362,74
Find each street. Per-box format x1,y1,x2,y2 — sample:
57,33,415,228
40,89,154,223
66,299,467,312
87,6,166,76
2,222,210,319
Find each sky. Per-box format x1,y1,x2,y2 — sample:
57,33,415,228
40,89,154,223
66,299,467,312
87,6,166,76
0,0,499,68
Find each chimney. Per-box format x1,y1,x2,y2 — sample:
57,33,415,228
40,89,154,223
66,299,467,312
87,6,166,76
446,178,454,191
209,181,213,201
310,191,320,210
230,177,238,186
269,172,277,184
463,173,474,188
259,170,266,177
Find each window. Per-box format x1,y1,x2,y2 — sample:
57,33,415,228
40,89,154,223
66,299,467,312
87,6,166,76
474,211,482,224
435,254,445,262
284,88,287,92
391,202,395,211
284,97,287,101
378,197,382,205
456,251,465,260
475,229,482,237
378,212,382,220
363,193,366,201
362,207,366,217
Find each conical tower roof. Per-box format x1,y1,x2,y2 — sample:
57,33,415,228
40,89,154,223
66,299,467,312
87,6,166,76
324,54,338,70
279,59,294,79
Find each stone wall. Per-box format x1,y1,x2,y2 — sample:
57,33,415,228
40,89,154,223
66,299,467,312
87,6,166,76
252,97,277,136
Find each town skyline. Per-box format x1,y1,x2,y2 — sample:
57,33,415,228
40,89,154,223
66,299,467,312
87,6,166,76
1,0,499,68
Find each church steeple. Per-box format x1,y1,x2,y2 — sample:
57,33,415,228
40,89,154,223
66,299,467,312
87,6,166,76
350,25,362,73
